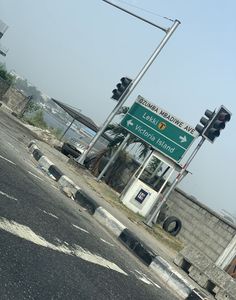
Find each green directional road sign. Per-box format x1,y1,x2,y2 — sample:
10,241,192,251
120,95,198,162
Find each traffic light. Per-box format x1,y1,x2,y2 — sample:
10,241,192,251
111,77,132,101
203,105,231,143
195,109,215,135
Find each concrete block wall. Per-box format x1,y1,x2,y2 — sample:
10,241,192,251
174,245,236,299
0,77,10,99
1,86,27,114
166,188,236,263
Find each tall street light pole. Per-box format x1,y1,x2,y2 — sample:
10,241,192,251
78,2,180,165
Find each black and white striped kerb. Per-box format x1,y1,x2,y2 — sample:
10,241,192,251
119,228,156,266
74,190,99,215
28,140,199,300
32,149,44,161
28,140,36,148
48,165,64,181
186,289,209,299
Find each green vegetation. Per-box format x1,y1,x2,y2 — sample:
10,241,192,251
151,224,184,253
105,122,150,159
13,77,43,104
25,110,47,129
24,100,40,114
48,127,62,139
0,63,14,84
24,109,62,139
89,107,152,189
71,165,183,255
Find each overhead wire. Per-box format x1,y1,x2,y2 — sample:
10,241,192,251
102,0,169,32
115,0,175,22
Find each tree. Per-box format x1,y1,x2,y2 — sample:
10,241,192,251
89,107,151,183
105,122,150,159
26,109,47,129
0,63,14,84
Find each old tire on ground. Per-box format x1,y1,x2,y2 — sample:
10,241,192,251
163,216,182,236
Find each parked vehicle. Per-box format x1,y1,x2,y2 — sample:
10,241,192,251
61,137,86,158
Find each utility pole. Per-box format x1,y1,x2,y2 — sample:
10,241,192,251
77,3,180,165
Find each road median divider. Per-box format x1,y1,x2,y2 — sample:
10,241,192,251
94,207,126,237
27,140,208,300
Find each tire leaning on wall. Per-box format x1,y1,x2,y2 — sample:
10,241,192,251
162,216,182,236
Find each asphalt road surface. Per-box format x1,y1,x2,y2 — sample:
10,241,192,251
0,111,179,300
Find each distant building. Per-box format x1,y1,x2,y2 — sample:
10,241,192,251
0,19,8,56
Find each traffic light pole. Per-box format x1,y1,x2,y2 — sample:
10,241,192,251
77,19,180,165
145,136,206,227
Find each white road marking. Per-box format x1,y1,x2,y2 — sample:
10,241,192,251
51,185,58,190
28,171,44,182
133,270,161,288
0,217,127,276
100,238,114,247
40,209,58,219
0,155,16,165
7,142,14,148
0,190,18,202
139,277,152,285
72,224,89,234
7,142,19,153
73,244,127,275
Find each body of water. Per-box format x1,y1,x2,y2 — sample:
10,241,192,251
43,111,108,151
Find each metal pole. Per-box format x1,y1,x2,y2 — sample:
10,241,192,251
78,19,180,165
19,95,33,118
152,166,170,188
119,148,153,199
145,137,206,227
59,118,75,141
150,161,163,180
102,0,168,32
97,133,131,181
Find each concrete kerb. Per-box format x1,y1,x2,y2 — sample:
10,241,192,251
38,155,54,172
58,175,81,199
28,140,200,300
94,207,126,237
150,256,194,299
48,165,64,181
28,142,39,154
119,228,157,266
74,189,100,214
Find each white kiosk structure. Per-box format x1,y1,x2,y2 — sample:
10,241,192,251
120,150,183,218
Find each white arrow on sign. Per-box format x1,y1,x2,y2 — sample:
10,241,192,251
127,119,134,127
179,135,187,143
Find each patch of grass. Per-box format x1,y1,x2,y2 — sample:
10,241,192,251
48,127,62,139
149,224,184,253
24,111,62,141
68,162,183,255
74,170,143,220
25,110,47,129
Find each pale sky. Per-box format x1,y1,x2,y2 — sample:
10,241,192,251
0,0,235,214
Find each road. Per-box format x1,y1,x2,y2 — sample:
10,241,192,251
0,111,179,300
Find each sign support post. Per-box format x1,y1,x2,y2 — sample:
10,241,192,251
145,136,205,227
96,133,131,181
